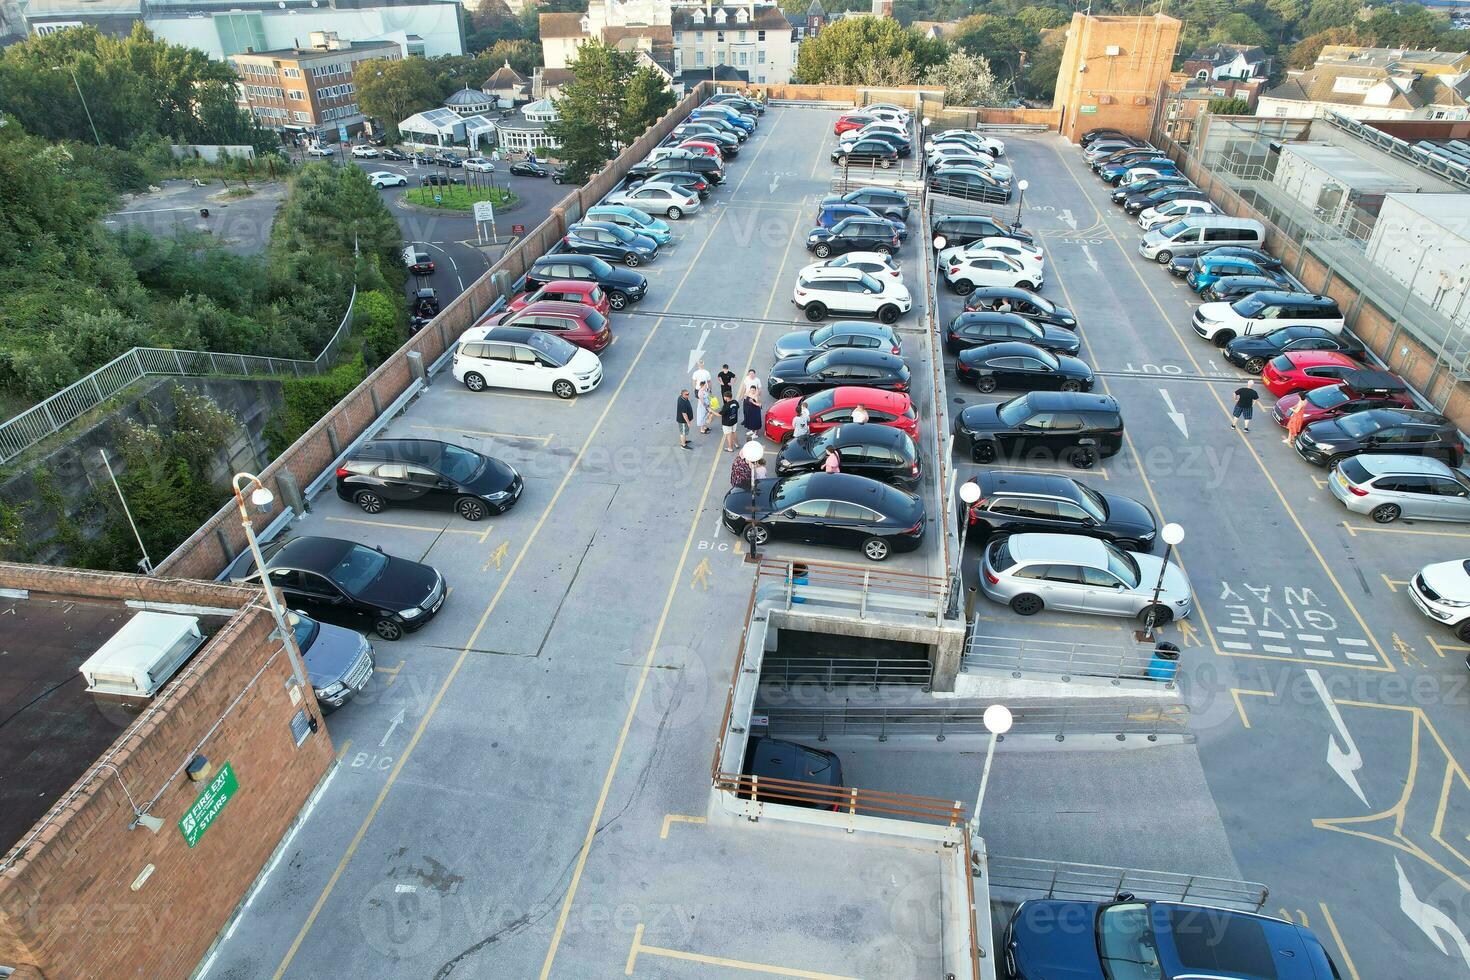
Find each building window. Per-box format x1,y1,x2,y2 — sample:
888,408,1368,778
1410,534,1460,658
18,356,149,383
695,31,704,42
717,31,724,41
717,50,726,64
738,30,746,41
674,31,681,43
738,51,747,66
758,50,765,64
293,111,311,122
695,50,705,66
283,67,300,78
289,90,305,100
758,30,765,41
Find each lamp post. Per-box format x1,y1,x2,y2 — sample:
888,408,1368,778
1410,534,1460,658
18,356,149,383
920,115,930,177
969,703,1012,840
951,479,981,618
52,65,101,147
232,472,308,692
98,449,152,574
741,439,765,563
1014,178,1030,227
1143,522,1185,641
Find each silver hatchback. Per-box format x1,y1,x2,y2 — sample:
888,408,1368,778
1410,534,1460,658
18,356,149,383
980,533,1192,623
1329,453,1470,524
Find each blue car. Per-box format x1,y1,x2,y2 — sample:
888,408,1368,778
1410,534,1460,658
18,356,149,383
816,203,908,242
585,205,673,246
1100,156,1175,184
1005,897,1342,980
563,221,659,267
1186,254,1282,292
693,105,755,133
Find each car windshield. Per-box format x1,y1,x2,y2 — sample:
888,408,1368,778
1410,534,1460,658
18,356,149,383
1102,541,1141,588
584,256,614,277
1231,297,1267,318
330,543,389,594
859,273,883,292
439,443,484,483
769,478,804,508
1338,413,1384,439
801,389,837,414
1034,348,1060,370
289,613,320,653
1076,483,1108,520
997,396,1032,426
1156,219,1188,238
527,331,577,366
1095,903,1163,980
1307,386,1351,409
810,324,836,344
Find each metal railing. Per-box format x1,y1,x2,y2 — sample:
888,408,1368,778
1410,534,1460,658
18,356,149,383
755,558,949,622
984,856,1269,912
761,656,933,690
758,699,1191,742
712,771,966,826
0,286,356,464
964,632,1177,690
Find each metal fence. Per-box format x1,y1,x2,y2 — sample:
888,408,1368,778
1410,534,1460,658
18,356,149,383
964,631,1177,690
761,656,934,690
754,558,949,621
712,771,966,826
0,287,355,464
983,856,1269,912
757,698,1192,742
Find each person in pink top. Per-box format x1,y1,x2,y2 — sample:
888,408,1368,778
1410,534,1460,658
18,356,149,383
822,447,841,473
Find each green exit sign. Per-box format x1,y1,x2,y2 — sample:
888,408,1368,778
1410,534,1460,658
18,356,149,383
1080,105,1099,114
179,762,238,848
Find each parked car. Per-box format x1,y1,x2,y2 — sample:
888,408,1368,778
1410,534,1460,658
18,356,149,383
960,471,1157,551
603,182,700,219
509,161,549,177
1224,325,1367,373
1100,155,1173,184
403,246,434,276
841,130,911,158
928,168,1011,203
453,325,603,398
832,139,899,168
350,144,379,158
954,391,1124,467
1272,371,1414,427
792,266,912,323
369,171,408,189
463,156,495,172
335,438,522,521
815,203,907,241
505,279,611,318
957,341,1094,394
551,166,572,184
1409,555,1470,640
305,144,334,157
420,173,463,186
931,214,1034,248
1294,408,1462,467
381,148,409,161
1168,245,1282,277
564,220,658,267
938,236,1044,272
1186,254,1288,292
799,251,902,283
834,112,878,134
432,152,463,168
1138,198,1215,229
764,386,919,443
820,187,911,222
982,533,1190,622
1200,275,1296,304
1114,175,1191,207
807,216,901,258
742,736,843,809
773,321,901,360
524,253,647,310
231,535,445,641
964,288,1078,329
477,300,611,352
1261,351,1362,397
946,311,1081,356
584,204,672,246
1121,184,1206,217
766,348,910,399
291,612,373,712
625,155,724,184
1331,454,1470,525
1192,292,1345,346
942,252,1039,294
1080,128,1132,147
775,423,921,486
721,473,925,561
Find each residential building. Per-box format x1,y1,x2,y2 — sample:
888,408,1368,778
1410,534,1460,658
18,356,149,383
1180,42,1272,83
1052,13,1182,143
144,0,464,62
532,66,576,100
911,20,960,42
15,0,139,38
230,33,400,138
801,0,825,39
1259,46,1470,121
1315,45,1470,77
397,106,499,150
484,60,530,106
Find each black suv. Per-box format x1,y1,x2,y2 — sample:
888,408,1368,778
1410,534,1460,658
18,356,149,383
963,288,1077,329
525,253,647,310
1294,408,1464,467
946,311,1080,356
776,423,921,486
807,216,901,257
766,349,910,399
1199,275,1294,304
1114,175,1191,207
931,214,1034,248
956,342,1094,394
960,471,1157,551
833,139,900,167
954,391,1125,467
626,155,725,184
821,187,911,222
335,439,523,521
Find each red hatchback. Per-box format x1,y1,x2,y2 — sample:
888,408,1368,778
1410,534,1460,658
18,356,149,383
505,280,611,318
764,386,919,443
1272,369,1416,427
479,300,611,352
1261,351,1360,398
678,140,722,160
834,113,876,135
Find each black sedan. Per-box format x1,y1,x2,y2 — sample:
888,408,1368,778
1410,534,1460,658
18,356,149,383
1199,275,1291,303
928,169,1011,203
775,423,920,486
432,153,463,168
956,341,1094,393
1113,176,1190,207
525,253,647,310
833,139,899,168
806,217,901,258
1294,408,1463,467
721,473,925,561
335,439,522,521
381,148,409,161
946,312,1081,356
421,173,464,186
1224,325,1368,373
766,348,910,399
960,470,1157,551
551,166,573,184
773,321,901,360
509,161,549,177
954,391,1124,466
231,535,445,641
963,287,1077,329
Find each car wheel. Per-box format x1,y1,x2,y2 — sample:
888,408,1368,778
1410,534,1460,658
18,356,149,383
973,442,997,464
813,243,831,258
553,176,564,184
1115,539,1143,552
667,206,683,220
553,379,577,400
745,524,770,546
1244,356,1266,374
1371,503,1401,524
1326,453,1349,469
779,385,804,399
953,280,975,296
1017,281,1036,291
624,253,640,267
1456,620,1470,643
878,304,899,324
1213,331,1235,347
862,537,891,561
1069,446,1097,469
877,245,893,256
457,498,488,522
1139,604,1173,627
976,375,998,393
1060,379,1082,392
804,302,828,321
879,158,892,169
608,291,628,310
1010,593,1043,616
1155,250,1173,264
355,490,385,514
375,619,404,641
464,372,486,392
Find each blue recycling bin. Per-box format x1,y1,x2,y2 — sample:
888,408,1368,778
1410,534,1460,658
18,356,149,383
1148,642,1180,681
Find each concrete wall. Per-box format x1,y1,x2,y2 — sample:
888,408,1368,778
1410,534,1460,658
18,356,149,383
1053,14,1182,143
1364,194,1470,329
0,565,333,980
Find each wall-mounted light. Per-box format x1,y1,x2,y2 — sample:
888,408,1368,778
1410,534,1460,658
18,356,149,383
187,755,213,783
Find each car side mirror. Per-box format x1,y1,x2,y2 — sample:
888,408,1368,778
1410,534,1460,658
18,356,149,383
783,509,799,519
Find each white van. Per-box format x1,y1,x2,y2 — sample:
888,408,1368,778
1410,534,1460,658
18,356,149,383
1138,215,1266,264
1138,198,1216,229
453,325,602,399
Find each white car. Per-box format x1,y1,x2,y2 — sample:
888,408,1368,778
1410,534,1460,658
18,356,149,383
792,266,912,323
928,151,1014,183
1410,557,1470,642
646,146,704,165
603,183,701,219
939,238,1044,277
862,106,911,126
453,326,603,399
838,125,908,149
799,251,903,283
369,171,408,189
305,144,334,157
464,157,496,172
1137,199,1215,229
942,252,1041,293
1191,294,1346,345
925,131,1005,157
350,145,379,158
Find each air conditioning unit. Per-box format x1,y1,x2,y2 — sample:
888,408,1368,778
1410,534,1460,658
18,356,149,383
1098,95,1115,105
1105,45,1122,56
1134,96,1150,106
80,612,204,702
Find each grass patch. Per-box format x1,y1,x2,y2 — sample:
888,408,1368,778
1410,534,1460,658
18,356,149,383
403,185,518,211
221,186,256,199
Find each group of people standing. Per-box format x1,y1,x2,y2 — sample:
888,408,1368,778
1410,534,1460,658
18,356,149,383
675,361,765,453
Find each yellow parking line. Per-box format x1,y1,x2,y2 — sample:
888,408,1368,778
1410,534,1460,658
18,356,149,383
1381,573,1409,593
1317,903,1361,980
473,389,577,406
625,923,861,979
411,422,552,445
323,515,493,543
659,813,707,839
1426,634,1470,657
1344,520,1470,539
1230,688,1273,730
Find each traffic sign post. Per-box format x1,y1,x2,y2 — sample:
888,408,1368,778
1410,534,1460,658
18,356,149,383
473,198,496,244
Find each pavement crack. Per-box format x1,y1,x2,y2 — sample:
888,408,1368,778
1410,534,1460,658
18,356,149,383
531,489,616,659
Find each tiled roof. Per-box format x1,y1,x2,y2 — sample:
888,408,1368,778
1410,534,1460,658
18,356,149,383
539,12,586,38
676,65,749,86
670,6,792,30
484,61,527,89
1263,67,1425,111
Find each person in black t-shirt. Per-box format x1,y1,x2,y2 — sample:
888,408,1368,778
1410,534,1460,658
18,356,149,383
1230,381,1259,432
717,363,736,403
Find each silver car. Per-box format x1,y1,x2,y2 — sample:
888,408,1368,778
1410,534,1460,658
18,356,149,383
980,533,1192,624
1329,453,1470,524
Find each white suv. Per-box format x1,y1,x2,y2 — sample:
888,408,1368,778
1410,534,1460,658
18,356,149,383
799,251,903,283
938,237,1043,275
350,144,379,158
1138,199,1214,229
942,253,1041,294
792,266,912,324
1191,292,1345,346
453,325,602,398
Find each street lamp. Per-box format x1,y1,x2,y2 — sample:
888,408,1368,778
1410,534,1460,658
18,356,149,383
1143,522,1185,640
969,703,1012,839
741,439,765,564
232,472,308,693
52,65,101,147
1014,178,1030,227
951,479,982,617
98,449,152,574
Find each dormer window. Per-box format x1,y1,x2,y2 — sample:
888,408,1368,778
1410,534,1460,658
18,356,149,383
736,8,747,21
692,9,703,22
715,9,727,23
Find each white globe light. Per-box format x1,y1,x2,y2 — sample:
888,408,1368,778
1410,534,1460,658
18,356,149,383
983,704,1013,735
740,440,765,463
922,117,932,127
1162,522,1185,546
959,481,982,504
933,235,948,250
250,486,275,509
1018,179,1030,191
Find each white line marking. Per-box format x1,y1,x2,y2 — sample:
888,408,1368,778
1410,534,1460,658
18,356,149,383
1307,667,1369,806
1297,633,1325,642
1159,388,1189,438
1263,644,1293,654
1304,648,1334,658
1258,630,1286,639
1344,651,1379,662
1339,637,1370,646
1396,858,1470,969
1217,626,1248,635
1222,641,1253,650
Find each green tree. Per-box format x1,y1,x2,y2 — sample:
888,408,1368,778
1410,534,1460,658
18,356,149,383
356,57,444,140
618,65,677,146
1208,12,1273,48
954,15,1040,83
1208,97,1254,114
923,50,1007,107
487,39,542,76
1016,6,1069,31
1303,0,1365,36
1288,25,1362,67
1023,42,1065,102
547,41,668,181
795,16,946,84
354,290,404,366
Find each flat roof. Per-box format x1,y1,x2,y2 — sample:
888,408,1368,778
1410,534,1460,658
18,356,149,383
1379,190,1470,235
0,595,228,854
1281,141,1426,191
231,40,400,60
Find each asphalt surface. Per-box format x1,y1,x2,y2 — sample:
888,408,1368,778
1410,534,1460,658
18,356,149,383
105,180,289,255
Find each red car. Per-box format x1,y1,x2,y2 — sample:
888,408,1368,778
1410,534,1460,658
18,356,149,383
1260,351,1361,398
764,386,919,443
1272,369,1416,427
477,300,611,352
834,113,876,135
678,140,722,160
505,280,611,318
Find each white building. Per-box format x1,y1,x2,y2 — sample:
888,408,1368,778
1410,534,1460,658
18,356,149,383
143,0,464,61
495,99,563,153
1366,193,1470,329
398,106,497,150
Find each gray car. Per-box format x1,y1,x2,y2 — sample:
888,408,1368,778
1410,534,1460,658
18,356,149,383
980,533,1192,624
1329,453,1470,523
290,612,374,711
772,321,901,360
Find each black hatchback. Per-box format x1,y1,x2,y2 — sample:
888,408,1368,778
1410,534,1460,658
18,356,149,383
1294,408,1464,467
954,391,1124,467
960,470,1158,551
957,341,1094,393
721,472,925,561
807,217,901,258
947,312,1081,356
775,423,921,486
525,253,647,310
963,288,1077,329
931,214,1035,248
1223,325,1367,373
766,348,910,399
336,439,523,521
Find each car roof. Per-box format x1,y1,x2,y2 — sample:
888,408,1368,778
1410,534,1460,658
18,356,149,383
779,471,912,507
964,341,1048,359
816,320,892,337
828,386,910,411
533,253,596,268
1278,351,1357,368
1017,390,1118,411
803,266,867,281
571,220,630,235
1352,453,1455,476
1251,291,1332,305
476,325,542,345
351,439,446,465
1359,407,1450,426
976,471,1082,498
1340,368,1404,391
1007,532,1109,565
811,348,904,368
511,301,594,317
532,279,596,293
271,535,354,572
956,312,1036,329
831,422,911,449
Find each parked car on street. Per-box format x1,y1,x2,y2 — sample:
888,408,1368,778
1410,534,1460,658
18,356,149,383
1294,408,1462,467
335,439,522,520
764,387,919,443
369,171,408,189
775,423,921,486
1330,454,1470,525
721,473,925,561
464,156,495,172
766,348,910,399
960,471,1157,551
509,161,549,177
955,391,1124,467
350,144,379,158
981,533,1191,623
956,342,1094,393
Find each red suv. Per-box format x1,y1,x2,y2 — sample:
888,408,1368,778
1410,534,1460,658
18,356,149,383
834,113,875,135
477,300,611,352
764,386,919,443
1272,369,1416,427
505,280,611,318
1261,351,1360,398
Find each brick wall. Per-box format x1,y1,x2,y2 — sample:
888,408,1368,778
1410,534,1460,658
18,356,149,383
0,565,333,979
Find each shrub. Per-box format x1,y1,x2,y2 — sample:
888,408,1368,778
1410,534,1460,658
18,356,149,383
265,355,366,457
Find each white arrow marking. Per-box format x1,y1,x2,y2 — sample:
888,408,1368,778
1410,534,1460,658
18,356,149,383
769,174,781,195
1159,389,1189,438
1396,858,1470,969
1081,244,1099,272
1060,208,1076,229
379,707,405,748
1306,668,1368,806
688,328,710,374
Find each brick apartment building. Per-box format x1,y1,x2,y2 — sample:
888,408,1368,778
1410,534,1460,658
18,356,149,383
230,31,401,140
